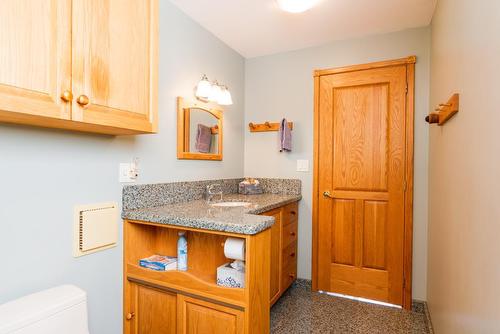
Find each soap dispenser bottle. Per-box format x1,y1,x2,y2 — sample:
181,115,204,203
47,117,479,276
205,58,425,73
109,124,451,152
177,232,188,271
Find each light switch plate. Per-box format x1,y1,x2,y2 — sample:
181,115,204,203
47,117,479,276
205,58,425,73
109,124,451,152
296,159,309,172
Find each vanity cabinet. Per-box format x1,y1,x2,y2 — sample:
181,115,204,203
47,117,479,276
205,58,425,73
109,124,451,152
261,201,299,305
123,221,269,334
0,0,158,135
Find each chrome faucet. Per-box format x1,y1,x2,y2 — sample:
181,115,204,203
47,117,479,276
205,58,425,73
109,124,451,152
205,183,223,203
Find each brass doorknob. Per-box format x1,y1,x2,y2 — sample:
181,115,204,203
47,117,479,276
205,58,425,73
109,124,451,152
60,90,73,102
323,191,334,199
76,95,90,106
126,312,135,320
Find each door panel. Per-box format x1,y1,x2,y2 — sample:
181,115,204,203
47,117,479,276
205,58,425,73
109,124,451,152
317,64,407,305
363,201,387,270
128,282,177,334
333,84,388,192
72,0,156,132
0,0,71,119
331,199,355,266
178,295,244,334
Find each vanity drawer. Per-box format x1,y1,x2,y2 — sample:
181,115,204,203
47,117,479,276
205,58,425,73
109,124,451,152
282,220,298,249
282,241,297,269
282,202,298,226
281,257,297,290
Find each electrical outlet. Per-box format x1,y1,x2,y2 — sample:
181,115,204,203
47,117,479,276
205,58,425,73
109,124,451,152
119,161,139,183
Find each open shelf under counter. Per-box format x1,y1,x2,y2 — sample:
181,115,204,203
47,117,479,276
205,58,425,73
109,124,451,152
126,263,246,308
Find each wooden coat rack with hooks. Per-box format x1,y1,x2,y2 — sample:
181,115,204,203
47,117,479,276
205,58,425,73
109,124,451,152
426,93,459,125
248,121,294,132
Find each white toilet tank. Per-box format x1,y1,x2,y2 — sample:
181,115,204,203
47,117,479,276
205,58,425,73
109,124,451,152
0,285,90,334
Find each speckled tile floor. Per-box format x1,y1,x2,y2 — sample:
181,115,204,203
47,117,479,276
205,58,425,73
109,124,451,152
271,281,431,334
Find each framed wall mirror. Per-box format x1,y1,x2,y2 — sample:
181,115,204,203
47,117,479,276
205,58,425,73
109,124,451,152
177,97,223,161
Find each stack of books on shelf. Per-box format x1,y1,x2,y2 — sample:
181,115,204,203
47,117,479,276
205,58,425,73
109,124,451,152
139,255,177,271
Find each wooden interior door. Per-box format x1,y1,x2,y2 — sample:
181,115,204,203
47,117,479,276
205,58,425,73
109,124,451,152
71,0,157,133
314,59,414,307
0,0,71,121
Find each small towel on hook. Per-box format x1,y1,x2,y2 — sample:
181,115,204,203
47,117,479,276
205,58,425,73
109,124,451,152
195,124,212,153
279,118,292,152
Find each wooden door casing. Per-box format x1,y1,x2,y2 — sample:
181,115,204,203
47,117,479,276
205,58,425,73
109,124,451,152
0,0,72,120
312,57,415,309
71,0,158,132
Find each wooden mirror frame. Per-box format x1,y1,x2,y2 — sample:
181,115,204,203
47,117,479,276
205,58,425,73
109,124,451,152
177,97,223,161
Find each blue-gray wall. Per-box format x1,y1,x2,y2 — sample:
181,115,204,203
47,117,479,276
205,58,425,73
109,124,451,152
0,2,245,333
244,27,431,300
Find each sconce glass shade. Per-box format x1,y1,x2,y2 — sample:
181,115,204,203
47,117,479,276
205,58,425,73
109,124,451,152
218,86,233,105
195,74,212,99
208,82,222,103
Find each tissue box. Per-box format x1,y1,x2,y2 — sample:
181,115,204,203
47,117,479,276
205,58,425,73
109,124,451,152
217,263,245,288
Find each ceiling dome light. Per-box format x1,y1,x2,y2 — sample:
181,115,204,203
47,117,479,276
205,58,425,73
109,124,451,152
276,0,319,13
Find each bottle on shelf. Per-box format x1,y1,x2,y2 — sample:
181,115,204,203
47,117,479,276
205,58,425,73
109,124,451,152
177,231,188,271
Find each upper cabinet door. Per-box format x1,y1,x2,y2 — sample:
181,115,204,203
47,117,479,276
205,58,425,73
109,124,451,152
0,0,72,121
71,0,158,133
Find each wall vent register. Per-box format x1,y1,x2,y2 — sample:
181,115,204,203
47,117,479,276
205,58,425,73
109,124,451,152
73,203,118,257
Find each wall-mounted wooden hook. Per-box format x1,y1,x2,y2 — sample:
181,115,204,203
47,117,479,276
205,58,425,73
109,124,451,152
425,114,439,124
248,121,294,132
426,93,459,126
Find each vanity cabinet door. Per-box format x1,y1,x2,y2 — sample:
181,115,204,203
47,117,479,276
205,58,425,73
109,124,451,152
177,295,244,334
71,0,158,133
126,282,177,334
0,0,72,123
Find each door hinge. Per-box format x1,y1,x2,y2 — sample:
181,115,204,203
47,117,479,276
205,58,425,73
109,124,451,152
403,181,407,192
405,83,408,94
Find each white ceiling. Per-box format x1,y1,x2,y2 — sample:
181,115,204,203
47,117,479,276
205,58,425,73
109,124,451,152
170,0,437,58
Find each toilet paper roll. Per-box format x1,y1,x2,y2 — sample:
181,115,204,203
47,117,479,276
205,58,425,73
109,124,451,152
224,238,245,261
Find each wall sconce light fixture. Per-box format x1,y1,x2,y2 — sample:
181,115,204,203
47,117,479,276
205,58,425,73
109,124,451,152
195,75,233,105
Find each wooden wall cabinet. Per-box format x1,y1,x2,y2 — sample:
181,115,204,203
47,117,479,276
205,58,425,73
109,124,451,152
262,202,299,305
0,0,158,135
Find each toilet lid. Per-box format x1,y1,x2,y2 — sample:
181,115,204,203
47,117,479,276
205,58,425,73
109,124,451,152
0,285,86,334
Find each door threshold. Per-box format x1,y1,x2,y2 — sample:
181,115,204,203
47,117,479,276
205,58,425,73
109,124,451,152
318,291,402,309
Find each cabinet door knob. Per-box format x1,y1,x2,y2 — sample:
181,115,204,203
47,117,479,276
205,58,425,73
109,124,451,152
290,252,296,257
289,273,295,279
126,312,135,320
290,231,296,237
290,210,296,215
77,95,90,106
60,90,73,102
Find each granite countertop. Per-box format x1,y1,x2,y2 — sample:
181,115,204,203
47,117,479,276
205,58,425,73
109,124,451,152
122,193,301,235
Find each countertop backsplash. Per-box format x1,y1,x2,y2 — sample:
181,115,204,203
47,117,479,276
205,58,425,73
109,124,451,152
122,178,301,211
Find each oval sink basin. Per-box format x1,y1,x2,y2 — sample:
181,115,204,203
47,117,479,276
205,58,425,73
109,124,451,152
211,201,252,207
